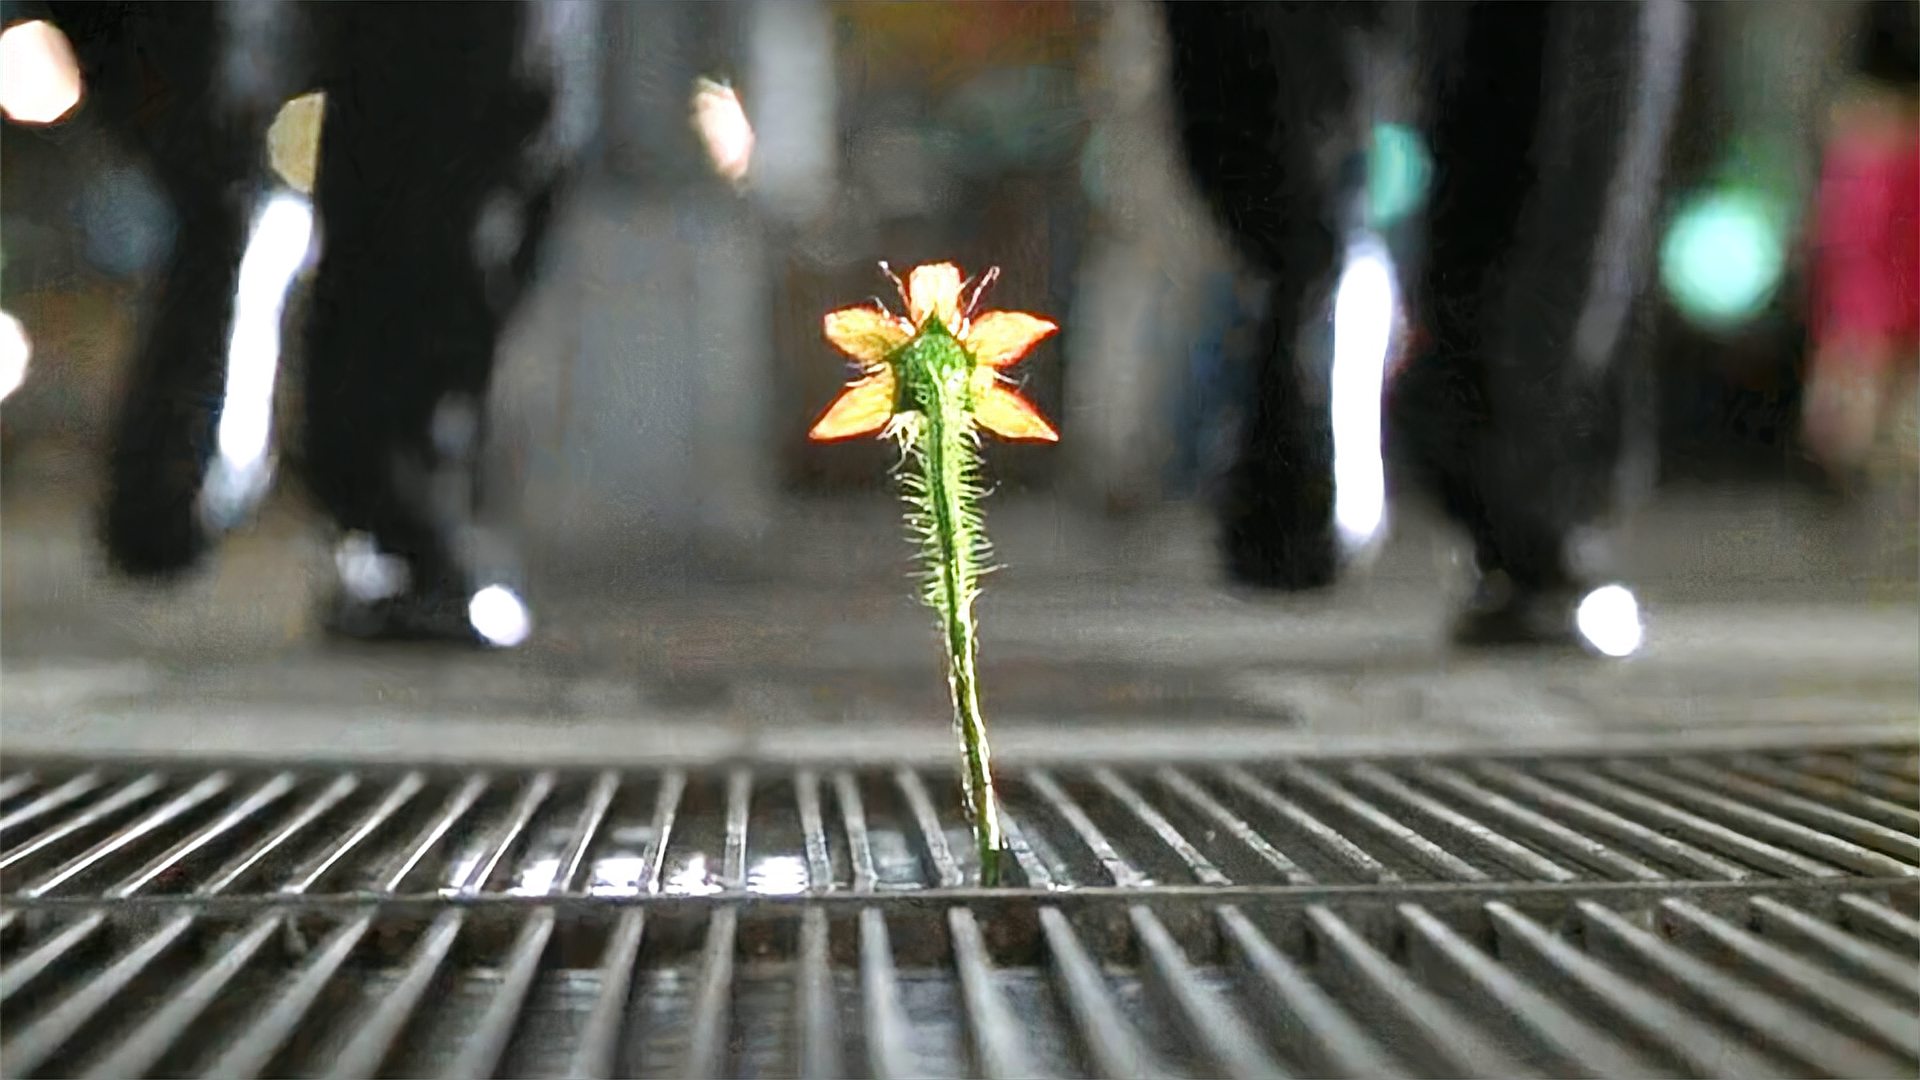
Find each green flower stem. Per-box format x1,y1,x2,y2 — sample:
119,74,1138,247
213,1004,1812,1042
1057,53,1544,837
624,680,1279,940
894,322,1003,885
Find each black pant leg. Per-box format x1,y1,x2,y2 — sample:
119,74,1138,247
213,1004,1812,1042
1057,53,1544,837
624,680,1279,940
300,1,587,591
1398,0,1688,591
1163,1,1377,590
54,1,296,575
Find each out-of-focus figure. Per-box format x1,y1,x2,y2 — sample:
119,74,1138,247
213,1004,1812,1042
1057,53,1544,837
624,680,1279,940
1162,1,1687,653
17,0,598,646
1802,0,1919,487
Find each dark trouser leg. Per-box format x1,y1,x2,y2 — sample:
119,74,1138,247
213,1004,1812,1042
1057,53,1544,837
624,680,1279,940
301,1,585,640
55,1,298,576
1396,0,1686,643
1162,1,1375,590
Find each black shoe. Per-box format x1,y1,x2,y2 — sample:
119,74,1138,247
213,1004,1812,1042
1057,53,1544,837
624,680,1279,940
1453,569,1583,648
320,535,532,648
1452,571,1645,657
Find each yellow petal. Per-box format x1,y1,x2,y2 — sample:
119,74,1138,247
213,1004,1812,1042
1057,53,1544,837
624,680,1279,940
808,370,897,441
823,306,910,365
906,263,964,328
267,91,327,195
965,310,1056,368
973,384,1058,442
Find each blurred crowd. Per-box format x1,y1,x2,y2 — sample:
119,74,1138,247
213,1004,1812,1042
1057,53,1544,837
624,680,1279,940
0,0,1913,650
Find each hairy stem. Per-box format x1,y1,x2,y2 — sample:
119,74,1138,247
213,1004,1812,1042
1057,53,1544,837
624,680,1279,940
896,341,1002,884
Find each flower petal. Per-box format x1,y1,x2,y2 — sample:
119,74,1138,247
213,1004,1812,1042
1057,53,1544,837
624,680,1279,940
808,370,897,441
823,306,909,365
973,384,1059,442
965,310,1057,368
906,263,964,329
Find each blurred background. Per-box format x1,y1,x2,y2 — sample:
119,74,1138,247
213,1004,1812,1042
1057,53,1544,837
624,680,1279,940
0,0,1914,763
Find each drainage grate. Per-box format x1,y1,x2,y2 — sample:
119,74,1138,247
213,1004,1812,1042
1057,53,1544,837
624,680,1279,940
1,746,1915,1077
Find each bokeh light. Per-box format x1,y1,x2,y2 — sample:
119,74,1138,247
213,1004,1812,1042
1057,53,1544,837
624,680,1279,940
1367,122,1432,228
0,311,30,403
691,78,755,184
0,20,82,126
1660,188,1787,331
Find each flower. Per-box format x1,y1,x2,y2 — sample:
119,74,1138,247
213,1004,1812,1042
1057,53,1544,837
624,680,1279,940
809,262,1059,442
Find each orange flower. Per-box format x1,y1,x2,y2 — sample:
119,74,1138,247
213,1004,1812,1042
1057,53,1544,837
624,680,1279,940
809,262,1059,442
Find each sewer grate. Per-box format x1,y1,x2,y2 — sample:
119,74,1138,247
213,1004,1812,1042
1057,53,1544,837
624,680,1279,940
1,745,1915,1077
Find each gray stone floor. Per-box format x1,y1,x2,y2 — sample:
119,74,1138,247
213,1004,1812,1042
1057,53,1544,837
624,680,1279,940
3,477,1914,767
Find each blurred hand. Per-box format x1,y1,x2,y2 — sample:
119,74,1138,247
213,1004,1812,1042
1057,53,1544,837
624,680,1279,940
0,19,82,125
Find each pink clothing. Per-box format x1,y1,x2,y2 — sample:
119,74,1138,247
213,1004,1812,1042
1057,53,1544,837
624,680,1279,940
1810,129,1920,362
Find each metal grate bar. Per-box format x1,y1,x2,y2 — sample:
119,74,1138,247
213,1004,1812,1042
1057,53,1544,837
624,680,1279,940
1577,900,1910,1076
948,905,1036,1079
1484,901,1786,1078
1604,761,1918,878
1218,767,1395,882
1473,761,1751,879
202,774,360,895
1037,906,1163,1080
722,768,752,891
1730,757,1920,833
640,770,688,893
1129,904,1286,1079
444,907,555,1079
857,907,916,1079
834,771,877,893
1026,769,1146,887
1860,749,1917,774
1749,896,1920,999
896,767,962,888
1862,749,1917,778
569,909,645,1079
0,773,166,876
995,809,1054,888
0,912,106,1007
1215,904,1399,1077
1657,898,1920,1058
1838,892,1920,948
1093,768,1229,885
112,772,298,898
1346,763,1576,882
325,908,465,1078
1398,903,1660,1076
1798,754,1918,804
682,905,740,1078
0,771,105,840
1307,904,1530,1075
1281,763,1487,881
0,912,195,1077
794,770,834,894
23,772,233,897
377,773,488,893
1413,764,1663,881
1544,766,1838,879
0,773,39,806
559,771,620,893
204,911,375,1078
460,771,557,894
1663,760,1920,866
1158,767,1313,885
84,911,283,1079
794,906,841,1079
281,771,426,894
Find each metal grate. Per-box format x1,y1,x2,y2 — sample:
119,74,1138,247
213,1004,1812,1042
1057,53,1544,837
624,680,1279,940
1,746,1915,1077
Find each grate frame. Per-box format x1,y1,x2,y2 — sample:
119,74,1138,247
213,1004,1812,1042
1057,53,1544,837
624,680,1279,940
2,744,1916,1078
